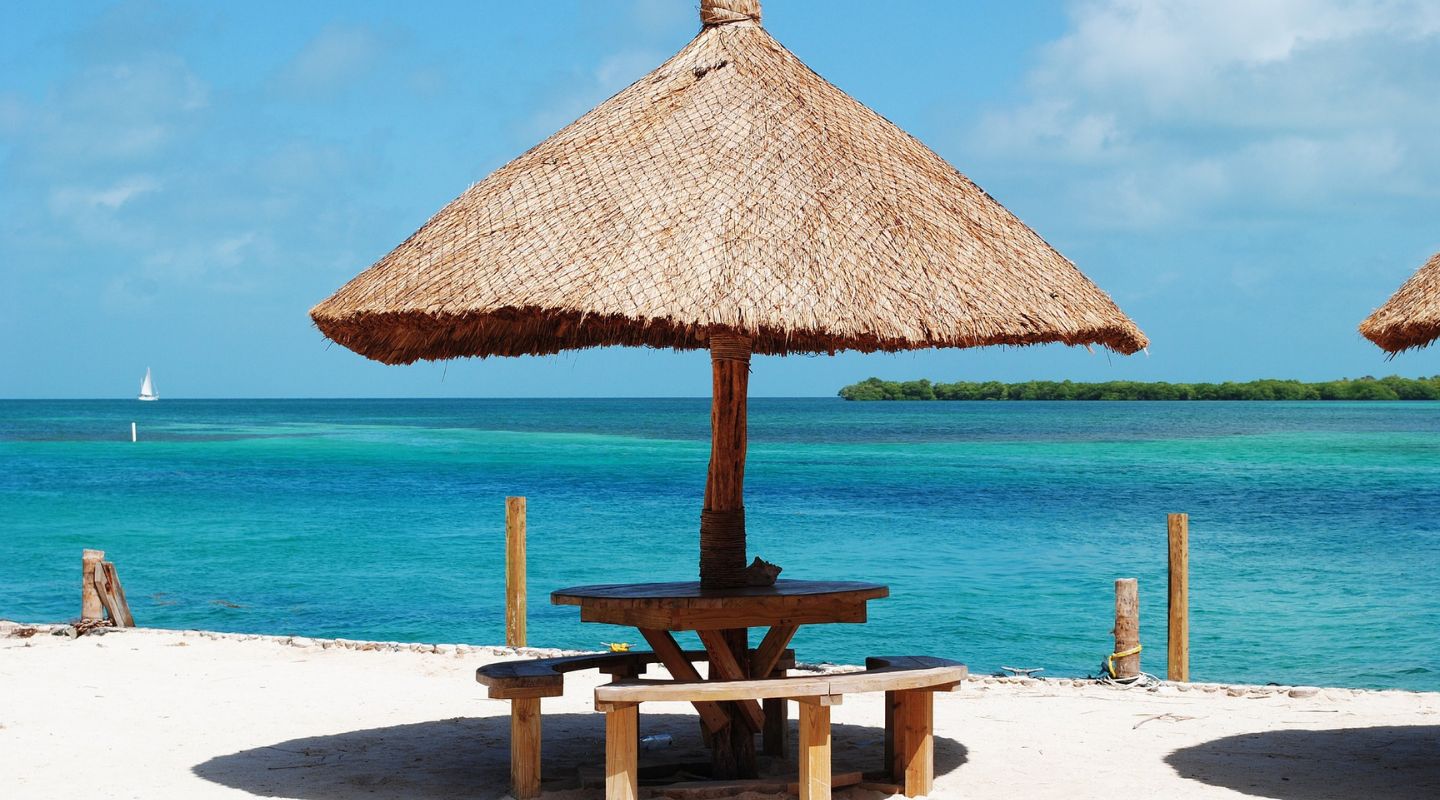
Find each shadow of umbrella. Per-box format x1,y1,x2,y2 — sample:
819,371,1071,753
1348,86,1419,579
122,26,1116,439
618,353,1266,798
193,712,967,799
1165,726,1440,800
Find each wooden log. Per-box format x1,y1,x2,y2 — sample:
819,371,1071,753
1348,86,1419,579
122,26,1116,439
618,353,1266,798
798,698,832,800
103,562,135,627
506,496,527,648
700,333,750,589
511,697,541,799
894,690,933,798
1113,578,1140,679
1168,513,1189,682
605,704,639,800
81,549,105,620
93,561,135,627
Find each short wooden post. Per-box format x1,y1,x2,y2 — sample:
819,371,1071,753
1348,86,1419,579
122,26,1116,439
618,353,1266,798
1168,513,1189,682
605,704,639,800
93,561,136,627
1113,578,1140,679
762,687,787,757
506,496,526,648
102,562,135,627
511,697,541,799
81,549,105,620
894,690,934,798
884,690,896,779
798,699,832,800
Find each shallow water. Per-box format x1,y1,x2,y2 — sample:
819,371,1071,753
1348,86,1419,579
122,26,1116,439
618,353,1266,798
2,398,1436,689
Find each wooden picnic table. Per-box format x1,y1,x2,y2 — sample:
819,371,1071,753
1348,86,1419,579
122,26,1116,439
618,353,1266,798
552,578,888,778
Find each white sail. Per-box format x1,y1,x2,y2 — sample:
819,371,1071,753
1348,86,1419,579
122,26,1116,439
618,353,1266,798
138,368,158,401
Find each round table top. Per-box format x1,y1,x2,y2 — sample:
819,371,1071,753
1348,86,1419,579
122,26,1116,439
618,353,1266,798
553,579,887,603
551,579,888,631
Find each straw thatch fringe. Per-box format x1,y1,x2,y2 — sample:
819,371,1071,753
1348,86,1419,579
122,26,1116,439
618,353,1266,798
1360,252,1440,353
312,3,1147,364
317,308,1145,364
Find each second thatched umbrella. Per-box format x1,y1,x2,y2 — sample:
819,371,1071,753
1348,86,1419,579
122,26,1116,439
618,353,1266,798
312,0,1148,589
1360,251,1440,353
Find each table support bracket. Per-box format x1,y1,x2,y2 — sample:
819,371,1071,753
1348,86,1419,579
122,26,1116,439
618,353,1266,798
637,628,731,733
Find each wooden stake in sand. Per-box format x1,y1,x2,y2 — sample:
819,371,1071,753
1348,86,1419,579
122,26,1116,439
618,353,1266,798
92,559,135,627
81,549,105,620
506,496,527,648
1113,578,1140,679
1168,514,1189,682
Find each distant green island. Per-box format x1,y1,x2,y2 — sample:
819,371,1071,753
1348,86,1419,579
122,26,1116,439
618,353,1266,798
838,376,1440,401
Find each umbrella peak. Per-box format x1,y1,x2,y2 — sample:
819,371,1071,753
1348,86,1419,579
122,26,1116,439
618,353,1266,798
701,0,761,27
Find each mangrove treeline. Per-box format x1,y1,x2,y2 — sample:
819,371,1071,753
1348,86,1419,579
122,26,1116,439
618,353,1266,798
838,376,1440,401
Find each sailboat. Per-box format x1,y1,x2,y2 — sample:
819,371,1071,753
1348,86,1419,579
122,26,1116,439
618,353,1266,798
138,368,158,401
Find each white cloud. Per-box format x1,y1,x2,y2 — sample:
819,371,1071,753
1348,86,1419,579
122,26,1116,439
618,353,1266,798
102,231,267,309
4,54,210,168
973,99,1126,162
49,176,161,213
278,25,386,94
970,0,1440,228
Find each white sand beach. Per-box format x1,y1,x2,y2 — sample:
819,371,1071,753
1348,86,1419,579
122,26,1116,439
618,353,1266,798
3,621,1437,800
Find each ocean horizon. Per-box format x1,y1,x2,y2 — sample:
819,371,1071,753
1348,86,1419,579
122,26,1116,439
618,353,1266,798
3,398,1437,691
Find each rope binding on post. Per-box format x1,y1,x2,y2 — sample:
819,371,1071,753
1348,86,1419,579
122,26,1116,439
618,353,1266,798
1104,644,1142,679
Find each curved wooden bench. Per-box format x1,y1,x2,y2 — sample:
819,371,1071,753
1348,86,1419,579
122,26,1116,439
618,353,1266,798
594,655,966,800
478,649,795,799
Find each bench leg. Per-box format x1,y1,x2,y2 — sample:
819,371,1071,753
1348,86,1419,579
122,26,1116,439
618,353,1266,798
605,704,639,800
763,695,787,757
511,697,541,800
884,689,897,779
894,690,934,797
798,700,832,800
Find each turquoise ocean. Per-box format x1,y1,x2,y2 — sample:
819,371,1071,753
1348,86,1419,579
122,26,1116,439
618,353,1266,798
2,399,1437,690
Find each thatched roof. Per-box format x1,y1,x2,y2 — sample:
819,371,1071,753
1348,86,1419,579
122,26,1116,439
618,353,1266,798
311,0,1147,364
1360,252,1440,353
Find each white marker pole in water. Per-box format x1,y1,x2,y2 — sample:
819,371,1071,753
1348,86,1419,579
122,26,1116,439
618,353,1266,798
131,422,137,443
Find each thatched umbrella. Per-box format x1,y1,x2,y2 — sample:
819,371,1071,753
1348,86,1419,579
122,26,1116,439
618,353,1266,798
1360,252,1440,353
312,0,1147,589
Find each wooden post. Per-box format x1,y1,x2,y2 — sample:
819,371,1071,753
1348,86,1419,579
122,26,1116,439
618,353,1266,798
506,496,526,648
699,332,755,779
81,549,105,620
92,561,136,627
101,562,135,627
1168,513,1189,682
605,704,639,800
511,697,541,799
700,333,751,589
1113,578,1140,679
762,687,787,757
894,690,934,798
798,699,832,800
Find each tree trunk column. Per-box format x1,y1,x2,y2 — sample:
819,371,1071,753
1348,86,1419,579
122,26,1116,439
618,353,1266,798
700,332,751,589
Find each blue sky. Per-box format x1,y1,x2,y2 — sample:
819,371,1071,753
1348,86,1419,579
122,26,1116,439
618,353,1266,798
2,0,1438,398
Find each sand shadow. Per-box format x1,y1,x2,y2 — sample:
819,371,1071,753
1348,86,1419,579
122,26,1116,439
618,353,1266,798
1165,726,1440,800
194,712,966,799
